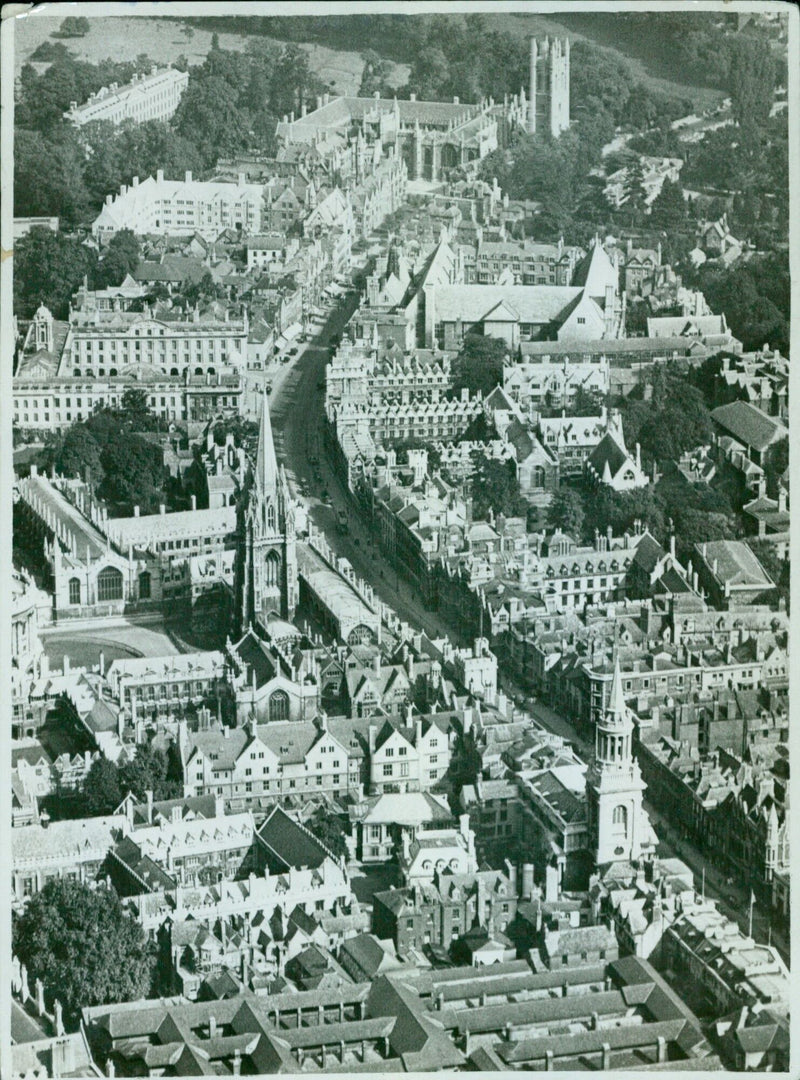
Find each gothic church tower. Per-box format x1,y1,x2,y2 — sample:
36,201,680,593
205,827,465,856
528,37,570,138
585,659,655,868
236,392,297,633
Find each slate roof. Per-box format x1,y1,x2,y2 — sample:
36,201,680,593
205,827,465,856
588,430,630,480
632,532,667,574
711,402,787,452
696,540,773,589
257,805,334,870
230,630,279,689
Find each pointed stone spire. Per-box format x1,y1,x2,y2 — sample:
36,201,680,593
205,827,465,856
256,389,278,495
606,656,627,726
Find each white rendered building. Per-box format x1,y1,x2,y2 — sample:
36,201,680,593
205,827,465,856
65,66,189,128
92,171,264,241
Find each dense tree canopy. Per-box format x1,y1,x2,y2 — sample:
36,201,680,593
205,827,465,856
618,371,713,466
13,880,155,1017
693,253,789,354
94,230,141,288
727,36,777,143
82,757,123,817
54,425,105,484
470,455,528,522
58,16,91,37
547,488,585,539
451,336,508,398
306,805,349,862
13,227,97,319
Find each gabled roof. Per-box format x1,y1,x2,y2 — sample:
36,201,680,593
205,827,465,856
711,401,787,452
257,805,335,871
587,430,630,480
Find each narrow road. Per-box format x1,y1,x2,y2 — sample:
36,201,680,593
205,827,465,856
270,293,456,644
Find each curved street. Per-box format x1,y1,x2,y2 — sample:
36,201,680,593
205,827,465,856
269,294,456,644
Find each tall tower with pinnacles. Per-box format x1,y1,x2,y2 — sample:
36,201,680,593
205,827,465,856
528,36,571,138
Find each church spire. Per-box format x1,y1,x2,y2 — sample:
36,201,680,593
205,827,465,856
256,390,278,494
606,656,626,724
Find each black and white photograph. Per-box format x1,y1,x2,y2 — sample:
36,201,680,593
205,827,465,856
1,1,795,1075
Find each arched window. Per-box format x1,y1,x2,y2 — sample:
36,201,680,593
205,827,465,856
139,570,152,600
269,690,289,722
533,465,546,487
68,578,81,605
194,366,204,376
612,805,628,837
171,368,180,376
97,565,123,602
264,550,280,588
348,624,375,646
266,503,277,531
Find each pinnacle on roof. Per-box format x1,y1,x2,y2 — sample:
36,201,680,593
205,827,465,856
606,656,627,724
256,389,279,494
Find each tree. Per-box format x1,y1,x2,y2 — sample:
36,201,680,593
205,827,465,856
649,177,687,229
13,226,97,319
95,230,141,288
15,128,92,225
728,37,776,147
620,157,648,223
359,50,392,97
119,388,160,432
451,335,508,397
13,880,154,1018
470,456,528,521
82,757,123,817
58,16,91,37
672,508,741,557
547,489,585,539
55,425,105,484
99,432,166,511
118,743,180,802
306,805,349,862
763,438,788,499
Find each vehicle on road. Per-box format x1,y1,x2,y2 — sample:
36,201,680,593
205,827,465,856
337,508,348,532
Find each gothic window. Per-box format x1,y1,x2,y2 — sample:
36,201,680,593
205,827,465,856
68,578,81,605
269,690,289,722
348,624,374,646
533,465,546,487
139,570,152,600
267,503,277,531
97,566,123,602
612,805,628,837
264,550,280,588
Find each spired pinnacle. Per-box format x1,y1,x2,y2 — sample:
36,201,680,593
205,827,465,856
605,655,627,724
256,389,279,494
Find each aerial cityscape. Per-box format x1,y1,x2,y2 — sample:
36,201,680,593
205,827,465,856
7,6,792,1076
